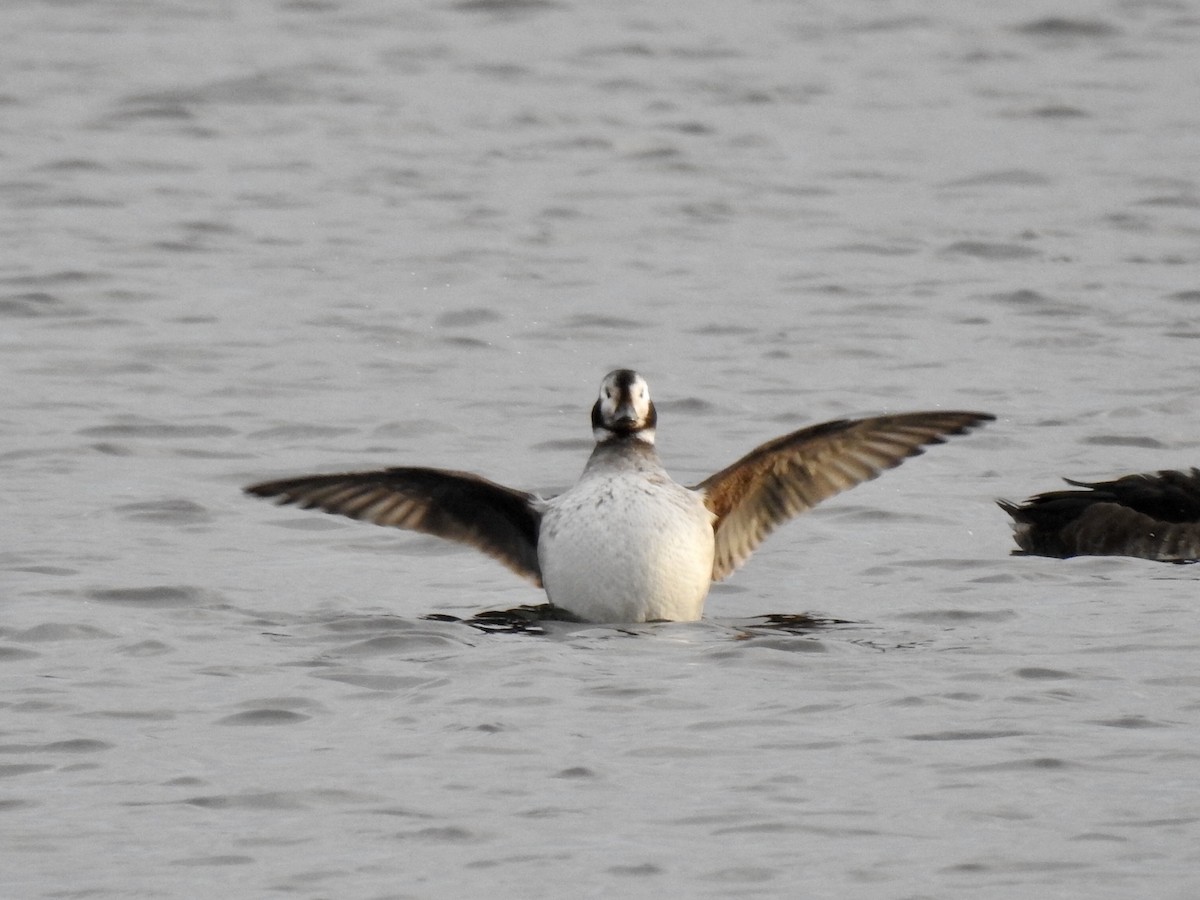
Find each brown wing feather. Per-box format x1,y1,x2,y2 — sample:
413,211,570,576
694,411,994,581
245,467,543,585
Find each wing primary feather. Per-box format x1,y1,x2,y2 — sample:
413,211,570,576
696,410,993,581
245,467,544,585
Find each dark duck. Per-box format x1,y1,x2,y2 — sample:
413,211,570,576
999,468,1200,562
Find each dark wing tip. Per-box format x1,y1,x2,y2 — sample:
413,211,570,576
244,477,310,503
244,468,544,586
906,410,995,438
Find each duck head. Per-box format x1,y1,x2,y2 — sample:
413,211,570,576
592,369,657,444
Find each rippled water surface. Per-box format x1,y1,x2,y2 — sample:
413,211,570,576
4,1,1200,897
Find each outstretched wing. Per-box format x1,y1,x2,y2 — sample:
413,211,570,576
694,411,994,581
245,467,543,585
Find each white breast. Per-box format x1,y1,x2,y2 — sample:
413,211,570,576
537,472,716,623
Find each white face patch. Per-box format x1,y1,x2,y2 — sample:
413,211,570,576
599,372,650,424
594,370,656,443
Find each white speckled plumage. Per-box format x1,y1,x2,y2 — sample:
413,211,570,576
247,369,993,623
538,438,716,623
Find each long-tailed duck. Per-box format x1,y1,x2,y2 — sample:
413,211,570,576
246,369,993,622
999,468,1200,561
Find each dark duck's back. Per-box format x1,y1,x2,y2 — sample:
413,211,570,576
999,468,1200,561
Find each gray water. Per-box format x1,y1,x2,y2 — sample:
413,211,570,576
4,1,1200,897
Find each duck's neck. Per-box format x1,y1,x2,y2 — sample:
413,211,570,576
583,435,661,474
